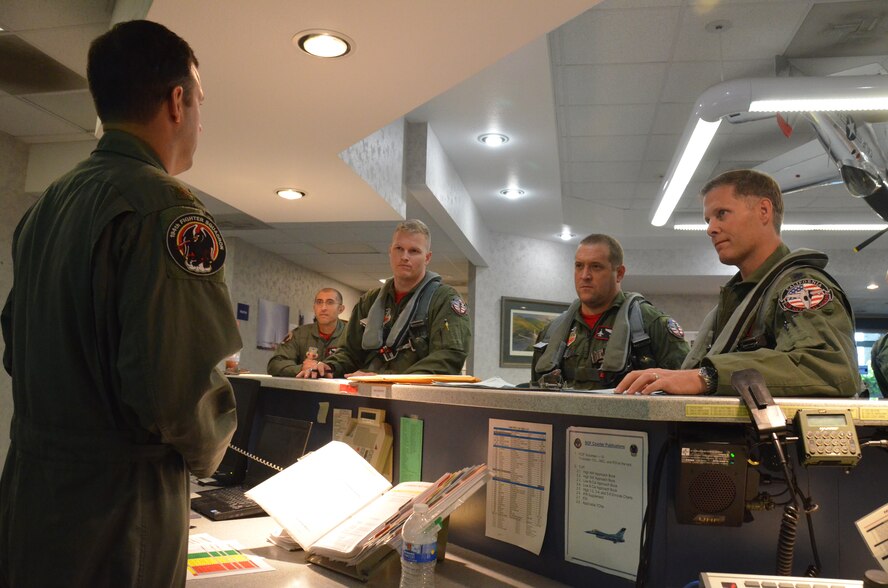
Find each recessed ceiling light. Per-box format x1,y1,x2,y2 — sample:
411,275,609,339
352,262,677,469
867,283,879,290
478,133,509,147
499,188,525,200
277,188,306,200
294,30,354,58
559,230,575,241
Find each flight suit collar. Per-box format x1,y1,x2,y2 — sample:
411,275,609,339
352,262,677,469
92,129,167,172
573,290,625,328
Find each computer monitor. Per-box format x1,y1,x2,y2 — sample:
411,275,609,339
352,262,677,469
243,415,312,488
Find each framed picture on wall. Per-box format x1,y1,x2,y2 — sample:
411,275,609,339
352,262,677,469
500,297,570,367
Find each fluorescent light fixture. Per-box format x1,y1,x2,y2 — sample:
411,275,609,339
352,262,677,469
867,283,879,290
478,133,509,146
499,188,525,200
276,188,306,200
650,75,888,227
650,119,721,227
294,30,354,58
674,223,888,232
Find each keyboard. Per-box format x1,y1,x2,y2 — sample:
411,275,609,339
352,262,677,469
190,486,265,521
700,572,863,588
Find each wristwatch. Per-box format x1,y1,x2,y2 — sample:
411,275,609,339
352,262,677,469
698,365,718,395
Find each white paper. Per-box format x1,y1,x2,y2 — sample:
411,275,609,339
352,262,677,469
565,427,647,581
332,408,352,442
856,500,888,573
485,419,553,555
186,533,273,580
246,441,391,549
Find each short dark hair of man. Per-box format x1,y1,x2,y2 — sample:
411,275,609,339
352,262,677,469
88,20,198,125
578,234,624,268
701,169,784,233
318,288,344,305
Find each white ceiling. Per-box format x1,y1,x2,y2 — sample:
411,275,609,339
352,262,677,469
2,0,888,315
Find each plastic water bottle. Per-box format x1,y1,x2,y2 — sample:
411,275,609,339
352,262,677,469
399,503,439,587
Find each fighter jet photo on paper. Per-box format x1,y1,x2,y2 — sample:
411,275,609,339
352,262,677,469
585,527,626,544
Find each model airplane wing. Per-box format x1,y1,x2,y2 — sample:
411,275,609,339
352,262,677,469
754,139,842,194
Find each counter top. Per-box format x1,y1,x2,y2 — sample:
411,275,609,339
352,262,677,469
188,513,567,587
233,374,888,426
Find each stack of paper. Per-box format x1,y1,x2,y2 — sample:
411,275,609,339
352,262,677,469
246,441,488,566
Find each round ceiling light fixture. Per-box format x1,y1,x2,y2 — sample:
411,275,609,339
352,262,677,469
478,133,509,147
276,188,306,200
499,188,525,200
559,229,575,241
867,282,879,290
294,30,354,58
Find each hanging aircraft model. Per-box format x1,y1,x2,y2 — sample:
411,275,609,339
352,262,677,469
756,109,888,250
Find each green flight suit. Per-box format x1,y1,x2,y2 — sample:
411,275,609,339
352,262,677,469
267,319,347,376
323,279,471,376
870,333,888,397
531,291,689,390
697,244,861,397
0,130,241,588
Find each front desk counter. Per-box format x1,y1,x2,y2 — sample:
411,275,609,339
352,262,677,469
231,375,888,587
189,512,567,587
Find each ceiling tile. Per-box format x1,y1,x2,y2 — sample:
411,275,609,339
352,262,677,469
567,135,649,162
560,63,666,105
0,95,81,136
643,134,680,161
568,160,642,183
651,103,693,135
555,6,682,65
671,2,810,62
567,182,636,203
660,59,775,103
23,90,96,131
564,104,656,136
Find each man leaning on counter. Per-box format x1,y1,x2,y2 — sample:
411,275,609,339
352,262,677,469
297,219,472,378
267,287,347,376
616,169,862,398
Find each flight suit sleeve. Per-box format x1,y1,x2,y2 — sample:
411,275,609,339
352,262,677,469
323,299,370,377
267,330,303,376
705,272,861,397
643,310,690,370
1,287,12,376
403,288,471,374
113,204,241,476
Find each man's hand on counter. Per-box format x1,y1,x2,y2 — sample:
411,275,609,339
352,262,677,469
614,368,706,396
295,361,334,379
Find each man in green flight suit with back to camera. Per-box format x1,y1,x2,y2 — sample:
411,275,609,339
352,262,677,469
532,234,690,390
616,169,862,397
299,220,471,378
267,287,347,376
0,21,241,587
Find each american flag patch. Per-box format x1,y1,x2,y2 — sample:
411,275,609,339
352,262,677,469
779,279,832,313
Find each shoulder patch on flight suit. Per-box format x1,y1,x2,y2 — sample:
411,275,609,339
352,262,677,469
450,296,468,316
165,212,226,275
666,318,685,339
779,278,833,313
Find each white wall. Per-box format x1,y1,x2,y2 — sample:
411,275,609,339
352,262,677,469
0,132,39,466
223,237,362,374
470,231,719,383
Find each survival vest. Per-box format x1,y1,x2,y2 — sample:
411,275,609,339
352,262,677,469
534,293,657,388
360,271,442,369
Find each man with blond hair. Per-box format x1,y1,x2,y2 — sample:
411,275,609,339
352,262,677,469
617,169,861,397
299,220,471,377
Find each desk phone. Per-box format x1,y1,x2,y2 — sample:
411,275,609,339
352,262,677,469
794,409,861,467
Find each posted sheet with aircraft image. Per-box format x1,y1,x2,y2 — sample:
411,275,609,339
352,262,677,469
565,427,647,581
